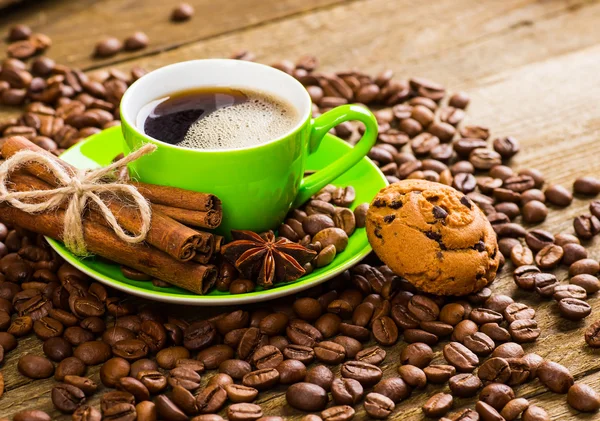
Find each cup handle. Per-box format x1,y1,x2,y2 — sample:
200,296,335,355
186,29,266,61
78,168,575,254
292,104,378,208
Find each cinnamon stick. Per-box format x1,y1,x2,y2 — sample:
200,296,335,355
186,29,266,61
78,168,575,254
152,203,222,229
131,182,221,212
3,136,223,229
2,137,213,262
0,204,217,294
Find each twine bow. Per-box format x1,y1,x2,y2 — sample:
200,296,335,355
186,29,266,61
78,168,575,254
0,144,157,256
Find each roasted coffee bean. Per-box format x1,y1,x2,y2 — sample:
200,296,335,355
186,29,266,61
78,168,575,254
372,377,410,404
511,244,534,267
196,384,227,414
276,359,307,384
137,370,167,394
479,383,515,410
184,321,216,351
545,184,573,207
407,295,439,321
258,312,288,335
480,323,511,343
509,319,540,343
33,316,64,340
567,383,600,412
43,337,72,362
112,338,148,360
55,357,86,381
197,344,234,370
286,319,323,347
355,346,386,366
470,308,503,325
249,345,282,369
524,229,554,251
341,360,382,386
553,284,587,301
422,392,453,418
219,359,252,380
503,303,535,324
585,320,600,348
398,364,427,389
52,383,85,413
522,200,548,223
124,32,149,51
371,316,398,345
74,340,112,365
313,341,345,364
571,274,600,295
449,373,482,398
400,342,433,368
522,405,550,421
562,243,588,266
94,38,123,58
499,398,530,420
283,344,314,364
18,354,54,379
156,346,190,370
534,244,563,269
130,359,159,379
439,303,465,326
227,403,263,421
574,176,600,196
537,360,574,393
451,319,478,342
286,382,328,411
305,364,334,391
492,342,524,359
569,258,600,276
484,295,514,314
170,384,197,415
403,328,437,345
103,327,136,346
443,342,479,372
475,401,503,421
478,357,511,383
100,357,130,388
314,313,341,338
558,297,591,320
207,372,234,388
243,368,280,390
423,364,456,384
521,188,545,204
463,332,495,355
117,376,150,402
293,297,322,321
331,377,364,405
320,405,354,421
155,395,187,421
364,392,395,419
72,405,102,421
169,366,202,390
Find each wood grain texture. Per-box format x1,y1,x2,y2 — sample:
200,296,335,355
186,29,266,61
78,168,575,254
0,0,345,69
2,0,600,419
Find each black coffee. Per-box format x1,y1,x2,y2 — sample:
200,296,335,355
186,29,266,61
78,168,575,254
138,87,299,150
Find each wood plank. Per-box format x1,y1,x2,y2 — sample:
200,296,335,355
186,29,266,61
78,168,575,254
0,0,345,69
95,0,599,84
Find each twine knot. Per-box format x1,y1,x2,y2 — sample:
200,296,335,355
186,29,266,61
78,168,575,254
0,144,157,256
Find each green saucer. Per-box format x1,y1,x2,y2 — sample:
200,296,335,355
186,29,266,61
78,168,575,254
48,126,387,305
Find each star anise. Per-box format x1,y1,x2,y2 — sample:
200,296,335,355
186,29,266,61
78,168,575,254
221,230,317,288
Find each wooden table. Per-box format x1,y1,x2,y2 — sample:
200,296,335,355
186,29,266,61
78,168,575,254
1,0,600,419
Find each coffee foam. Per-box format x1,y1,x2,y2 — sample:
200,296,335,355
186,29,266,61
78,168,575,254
177,91,299,150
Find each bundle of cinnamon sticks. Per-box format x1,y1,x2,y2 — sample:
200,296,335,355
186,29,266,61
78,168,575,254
0,136,224,294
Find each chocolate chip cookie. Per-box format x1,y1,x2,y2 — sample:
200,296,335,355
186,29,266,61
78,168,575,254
366,180,499,296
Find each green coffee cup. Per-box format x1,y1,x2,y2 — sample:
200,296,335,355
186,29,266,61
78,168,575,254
120,59,378,234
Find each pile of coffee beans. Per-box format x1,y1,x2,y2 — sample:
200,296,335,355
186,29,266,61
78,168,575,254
278,184,367,276
1,25,600,419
